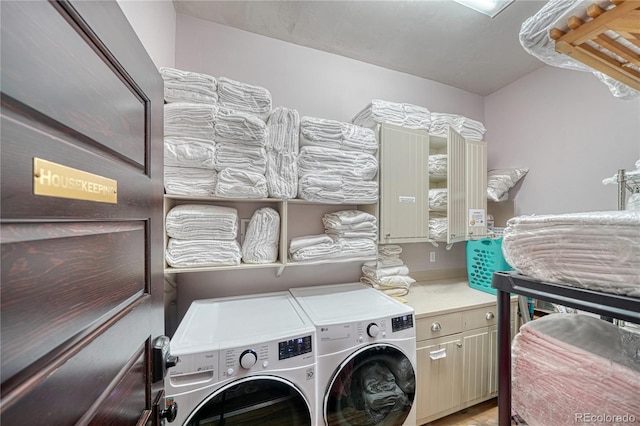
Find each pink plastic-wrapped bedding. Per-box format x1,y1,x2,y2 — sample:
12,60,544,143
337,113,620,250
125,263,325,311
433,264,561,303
502,211,640,297
512,314,640,425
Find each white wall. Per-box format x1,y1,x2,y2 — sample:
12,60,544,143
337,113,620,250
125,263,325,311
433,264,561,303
484,66,640,215
117,0,176,69
172,14,485,317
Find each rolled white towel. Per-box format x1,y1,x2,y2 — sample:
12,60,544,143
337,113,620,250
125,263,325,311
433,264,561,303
242,207,280,264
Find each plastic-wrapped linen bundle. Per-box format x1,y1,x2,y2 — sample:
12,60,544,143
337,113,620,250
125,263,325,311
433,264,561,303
289,234,341,262
511,314,640,426
215,143,267,174
502,210,640,296
164,166,216,196
267,107,300,153
299,116,378,154
266,152,298,199
214,107,267,146
241,207,280,264
164,137,215,169
429,112,486,140
166,238,241,267
298,146,378,180
352,99,431,130
159,67,218,104
215,168,268,199
165,204,238,240
217,77,272,121
429,154,447,178
164,103,217,140
322,210,377,240
428,188,448,211
297,174,378,204
429,216,448,241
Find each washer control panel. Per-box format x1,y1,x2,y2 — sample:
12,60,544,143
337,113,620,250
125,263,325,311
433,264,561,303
278,335,312,360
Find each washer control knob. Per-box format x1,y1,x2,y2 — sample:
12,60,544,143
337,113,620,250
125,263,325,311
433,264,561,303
227,368,234,376
239,349,257,369
367,323,380,338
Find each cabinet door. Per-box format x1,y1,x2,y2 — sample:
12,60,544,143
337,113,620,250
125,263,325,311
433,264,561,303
462,328,491,404
416,335,463,421
465,139,488,239
379,124,430,242
446,127,467,243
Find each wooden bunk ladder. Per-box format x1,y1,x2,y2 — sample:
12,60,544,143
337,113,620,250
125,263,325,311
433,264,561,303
550,0,640,91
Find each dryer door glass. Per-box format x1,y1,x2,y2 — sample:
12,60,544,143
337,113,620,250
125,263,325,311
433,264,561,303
325,344,415,426
185,377,311,426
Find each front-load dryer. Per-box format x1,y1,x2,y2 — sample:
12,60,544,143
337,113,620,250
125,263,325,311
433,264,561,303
165,291,316,425
290,283,416,426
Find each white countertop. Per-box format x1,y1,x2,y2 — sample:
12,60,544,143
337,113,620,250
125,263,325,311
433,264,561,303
404,278,512,319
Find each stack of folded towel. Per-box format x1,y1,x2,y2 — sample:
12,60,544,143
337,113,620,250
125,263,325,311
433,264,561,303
265,107,300,199
298,117,379,204
429,112,486,140
429,215,448,241
241,207,280,264
163,103,218,196
288,210,378,262
160,67,218,104
165,204,241,267
352,99,431,130
213,78,273,198
360,245,416,296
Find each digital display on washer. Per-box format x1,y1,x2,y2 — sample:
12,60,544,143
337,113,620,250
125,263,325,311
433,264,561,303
392,314,414,332
278,335,312,360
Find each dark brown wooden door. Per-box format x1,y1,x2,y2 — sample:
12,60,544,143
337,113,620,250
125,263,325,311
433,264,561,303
1,1,165,424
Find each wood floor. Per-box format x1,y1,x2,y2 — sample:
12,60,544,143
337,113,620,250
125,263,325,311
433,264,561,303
423,398,500,426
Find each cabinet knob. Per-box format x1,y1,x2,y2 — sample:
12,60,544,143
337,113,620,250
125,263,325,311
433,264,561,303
486,312,495,320
431,322,441,332
456,342,462,348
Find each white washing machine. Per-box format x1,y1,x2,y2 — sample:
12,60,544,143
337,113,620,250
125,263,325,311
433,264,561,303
165,292,316,426
289,283,417,426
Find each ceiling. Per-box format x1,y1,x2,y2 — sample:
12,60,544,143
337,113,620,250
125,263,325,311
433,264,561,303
173,0,549,96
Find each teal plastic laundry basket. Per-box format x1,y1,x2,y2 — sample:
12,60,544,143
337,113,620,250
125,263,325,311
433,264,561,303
466,237,513,295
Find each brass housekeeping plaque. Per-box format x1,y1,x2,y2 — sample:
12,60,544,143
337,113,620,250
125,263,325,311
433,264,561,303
33,158,117,203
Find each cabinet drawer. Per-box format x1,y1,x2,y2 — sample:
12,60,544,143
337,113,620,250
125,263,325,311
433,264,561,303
463,305,497,330
417,312,462,340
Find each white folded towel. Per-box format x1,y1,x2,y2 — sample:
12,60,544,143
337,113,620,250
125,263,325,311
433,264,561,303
215,143,267,174
160,67,218,104
299,116,378,154
164,137,215,169
217,76,272,121
298,146,378,180
429,112,486,140
289,234,334,253
166,238,241,267
298,174,378,204
242,207,280,264
267,107,300,153
215,168,268,199
362,262,410,280
323,210,377,227
429,154,447,178
352,99,431,130
429,217,448,241
266,151,298,199
379,245,402,256
429,188,448,211
164,166,216,196
165,204,238,240
164,102,217,140
214,107,267,146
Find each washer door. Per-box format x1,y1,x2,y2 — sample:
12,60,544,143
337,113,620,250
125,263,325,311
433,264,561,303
185,376,312,426
324,344,415,426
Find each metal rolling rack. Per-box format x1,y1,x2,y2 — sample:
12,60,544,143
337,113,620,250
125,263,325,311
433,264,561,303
617,168,640,210
492,271,640,425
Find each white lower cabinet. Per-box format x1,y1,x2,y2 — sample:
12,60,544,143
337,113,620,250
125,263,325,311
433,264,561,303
415,302,517,425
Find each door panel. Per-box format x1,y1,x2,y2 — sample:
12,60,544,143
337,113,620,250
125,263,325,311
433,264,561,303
1,0,164,424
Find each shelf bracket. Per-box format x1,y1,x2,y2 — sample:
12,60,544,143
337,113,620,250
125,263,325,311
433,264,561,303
445,244,454,251
276,265,286,277
430,241,439,248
